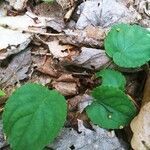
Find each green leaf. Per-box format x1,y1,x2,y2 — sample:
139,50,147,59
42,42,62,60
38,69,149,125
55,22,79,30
104,23,150,68
43,0,55,3
0,90,5,97
96,69,126,90
86,86,137,129
3,83,67,150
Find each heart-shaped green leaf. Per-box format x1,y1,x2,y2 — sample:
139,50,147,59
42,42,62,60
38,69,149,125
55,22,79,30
0,90,5,97
3,83,67,150
104,24,150,68
96,69,126,90
86,86,136,129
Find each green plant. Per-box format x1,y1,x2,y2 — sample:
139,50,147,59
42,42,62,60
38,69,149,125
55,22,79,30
2,83,67,150
43,0,55,3
86,69,137,129
0,89,5,97
96,69,126,90
104,24,150,68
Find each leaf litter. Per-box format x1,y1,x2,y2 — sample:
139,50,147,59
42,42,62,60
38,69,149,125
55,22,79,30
0,0,150,149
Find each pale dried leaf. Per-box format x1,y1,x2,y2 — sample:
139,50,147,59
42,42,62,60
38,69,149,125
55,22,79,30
56,74,77,82
52,81,78,96
131,102,150,150
47,40,76,58
6,0,28,10
0,49,32,87
76,0,141,29
68,94,92,111
131,71,150,150
49,120,128,150
0,27,31,60
60,26,107,48
56,0,75,9
30,73,52,86
0,12,64,32
0,2,9,17
62,47,110,70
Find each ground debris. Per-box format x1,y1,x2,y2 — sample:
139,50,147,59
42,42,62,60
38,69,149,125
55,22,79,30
0,27,31,60
59,26,108,48
76,0,141,29
6,0,28,10
0,49,32,87
131,70,150,150
61,47,110,70
49,120,128,150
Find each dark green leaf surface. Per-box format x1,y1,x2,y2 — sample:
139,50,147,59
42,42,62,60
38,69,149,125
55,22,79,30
96,69,126,90
86,86,136,129
104,24,150,68
3,83,67,150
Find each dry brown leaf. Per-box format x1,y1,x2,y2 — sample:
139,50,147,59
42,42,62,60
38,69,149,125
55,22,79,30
142,70,150,106
52,81,78,96
68,94,92,112
56,74,77,82
33,2,64,18
30,73,51,86
59,26,107,48
47,40,78,59
37,58,59,78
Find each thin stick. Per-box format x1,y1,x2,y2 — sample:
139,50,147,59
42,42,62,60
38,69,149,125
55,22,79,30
23,30,65,36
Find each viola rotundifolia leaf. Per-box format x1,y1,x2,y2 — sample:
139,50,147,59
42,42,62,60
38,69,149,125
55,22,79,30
2,83,67,150
96,69,126,90
86,86,137,129
104,24,150,68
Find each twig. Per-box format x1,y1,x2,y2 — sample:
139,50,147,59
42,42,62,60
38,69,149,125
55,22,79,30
23,30,65,36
